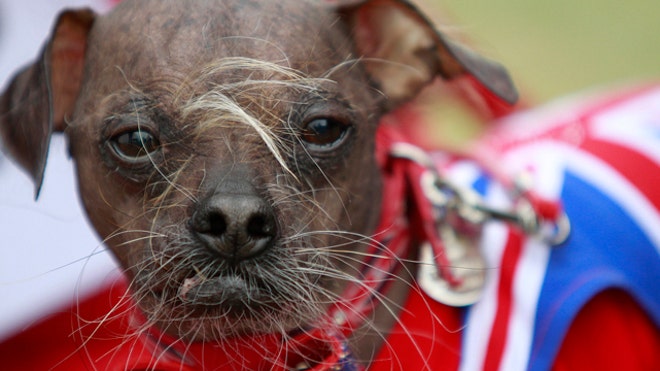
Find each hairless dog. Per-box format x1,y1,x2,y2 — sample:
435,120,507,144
1,1,658,370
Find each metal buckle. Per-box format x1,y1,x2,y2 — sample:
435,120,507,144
389,143,570,307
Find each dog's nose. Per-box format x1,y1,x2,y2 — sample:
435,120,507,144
191,193,277,261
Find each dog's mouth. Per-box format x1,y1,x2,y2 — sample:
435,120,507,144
127,233,334,340
145,259,292,314
176,271,279,314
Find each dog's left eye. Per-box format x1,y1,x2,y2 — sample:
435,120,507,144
301,118,351,150
111,129,160,161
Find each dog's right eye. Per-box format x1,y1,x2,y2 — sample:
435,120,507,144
110,129,160,161
300,117,352,152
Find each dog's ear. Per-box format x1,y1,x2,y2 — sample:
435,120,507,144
0,9,95,198
334,0,517,108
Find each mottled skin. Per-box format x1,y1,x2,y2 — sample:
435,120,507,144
0,0,515,364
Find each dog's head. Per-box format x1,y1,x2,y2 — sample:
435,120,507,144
0,0,515,341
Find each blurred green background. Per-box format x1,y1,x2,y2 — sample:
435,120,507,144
432,0,660,101
413,0,660,145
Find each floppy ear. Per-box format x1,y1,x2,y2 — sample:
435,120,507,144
0,9,95,198
334,0,518,109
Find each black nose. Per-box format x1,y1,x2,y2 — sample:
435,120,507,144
191,193,277,261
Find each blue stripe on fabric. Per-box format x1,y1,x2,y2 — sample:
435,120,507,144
527,171,660,370
471,173,490,196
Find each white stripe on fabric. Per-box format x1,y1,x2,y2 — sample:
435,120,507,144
498,143,566,371
589,88,660,166
500,237,549,371
459,184,511,371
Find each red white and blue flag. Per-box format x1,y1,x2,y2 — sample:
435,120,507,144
452,84,660,370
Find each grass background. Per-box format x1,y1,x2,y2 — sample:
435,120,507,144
428,0,660,101
412,0,660,144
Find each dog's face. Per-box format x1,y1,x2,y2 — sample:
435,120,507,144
1,0,515,342
71,0,385,340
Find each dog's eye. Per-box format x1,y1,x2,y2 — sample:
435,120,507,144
301,118,351,150
111,129,160,160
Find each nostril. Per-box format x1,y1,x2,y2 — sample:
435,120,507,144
191,208,228,236
246,213,276,238
208,212,228,236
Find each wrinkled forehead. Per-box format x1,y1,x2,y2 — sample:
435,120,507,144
85,0,354,90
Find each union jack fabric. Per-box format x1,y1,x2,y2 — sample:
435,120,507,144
440,83,660,370
461,86,660,370
370,84,660,371
461,83,660,370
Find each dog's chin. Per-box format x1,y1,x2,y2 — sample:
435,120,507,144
128,250,331,342
138,277,320,342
